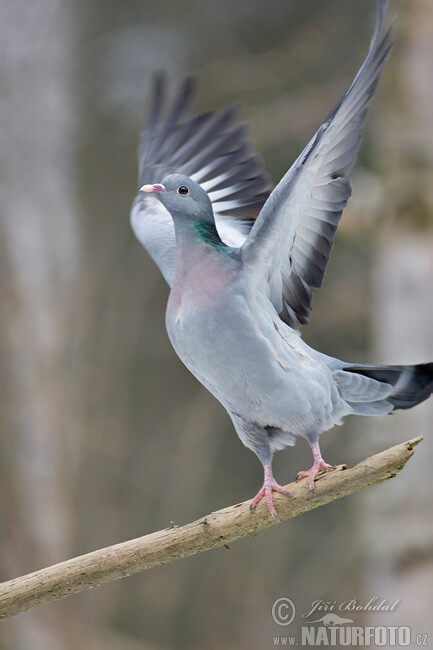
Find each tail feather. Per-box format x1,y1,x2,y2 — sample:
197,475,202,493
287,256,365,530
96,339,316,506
341,363,433,412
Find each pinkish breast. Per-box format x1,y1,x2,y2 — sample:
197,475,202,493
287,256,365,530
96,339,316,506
167,246,237,316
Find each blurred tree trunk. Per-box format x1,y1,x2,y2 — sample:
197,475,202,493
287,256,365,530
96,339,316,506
363,236,433,632
0,0,80,647
361,0,433,636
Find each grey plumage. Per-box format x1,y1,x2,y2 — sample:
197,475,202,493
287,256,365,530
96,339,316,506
131,1,433,519
342,363,433,411
131,73,270,284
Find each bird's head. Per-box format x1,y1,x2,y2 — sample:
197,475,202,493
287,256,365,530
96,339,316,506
140,174,214,223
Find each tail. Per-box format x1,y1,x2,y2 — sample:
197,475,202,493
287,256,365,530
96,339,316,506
334,363,433,416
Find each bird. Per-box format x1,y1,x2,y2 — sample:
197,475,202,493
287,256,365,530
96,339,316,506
130,0,433,520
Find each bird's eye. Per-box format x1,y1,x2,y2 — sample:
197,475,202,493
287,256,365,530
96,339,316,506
177,185,189,196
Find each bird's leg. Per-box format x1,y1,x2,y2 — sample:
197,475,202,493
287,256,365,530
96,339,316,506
295,440,336,494
250,464,289,521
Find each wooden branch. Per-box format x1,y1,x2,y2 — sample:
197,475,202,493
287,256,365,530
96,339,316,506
0,436,422,620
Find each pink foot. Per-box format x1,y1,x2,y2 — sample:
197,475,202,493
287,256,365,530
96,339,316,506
295,459,336,494
250,466,289,521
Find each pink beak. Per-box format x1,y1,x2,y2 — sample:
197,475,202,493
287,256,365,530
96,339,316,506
140,183,167,193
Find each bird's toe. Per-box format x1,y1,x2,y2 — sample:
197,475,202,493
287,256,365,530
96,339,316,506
250,476,289,519
296,459,336,494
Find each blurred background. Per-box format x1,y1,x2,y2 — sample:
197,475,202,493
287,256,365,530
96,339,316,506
1,0,432,648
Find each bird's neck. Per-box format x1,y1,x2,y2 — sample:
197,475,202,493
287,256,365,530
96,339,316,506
173,216,233,254
191,220,230,252
170,216,236,300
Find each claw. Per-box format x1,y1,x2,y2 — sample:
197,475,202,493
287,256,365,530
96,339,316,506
250,465,289,520
296,459,336,494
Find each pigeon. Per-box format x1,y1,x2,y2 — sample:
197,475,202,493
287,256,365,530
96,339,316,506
131,0,433,519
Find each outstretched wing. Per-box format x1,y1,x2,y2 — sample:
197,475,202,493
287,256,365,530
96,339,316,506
241,0,391,327
130,74,270,285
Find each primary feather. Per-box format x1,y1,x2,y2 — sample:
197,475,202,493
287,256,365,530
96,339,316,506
241,0,392,327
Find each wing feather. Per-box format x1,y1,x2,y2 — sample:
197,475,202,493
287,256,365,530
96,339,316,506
241,0,391,327
131,74,270,285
